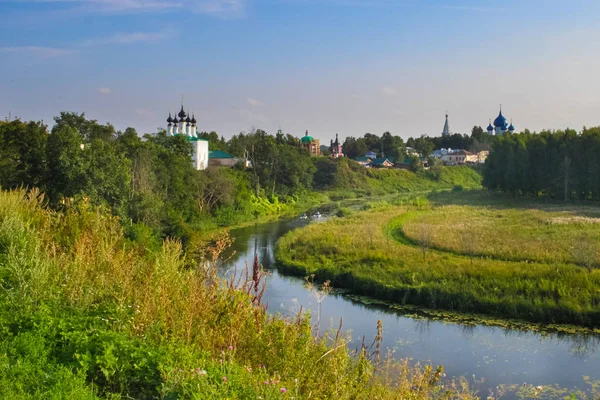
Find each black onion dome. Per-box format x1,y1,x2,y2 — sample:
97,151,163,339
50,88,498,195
185,114,191,123
191,114,197,124
178,105,186,119
173,116,179,124
167,112,173,123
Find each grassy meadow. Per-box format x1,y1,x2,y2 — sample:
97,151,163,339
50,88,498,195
276,193,600,328
0,188,480,399
401,204,600,265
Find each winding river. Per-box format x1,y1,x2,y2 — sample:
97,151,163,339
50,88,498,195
221,216,600,397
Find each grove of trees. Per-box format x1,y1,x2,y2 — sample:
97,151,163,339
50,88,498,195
483,127,600,201
0,113,320,244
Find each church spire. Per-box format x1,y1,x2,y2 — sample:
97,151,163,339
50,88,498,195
442,112,451,136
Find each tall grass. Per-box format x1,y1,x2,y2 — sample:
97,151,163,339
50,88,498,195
0,189,476,399
276,204,600,327
401,205,600,265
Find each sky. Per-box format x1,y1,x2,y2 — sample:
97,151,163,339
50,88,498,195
1,0,600,142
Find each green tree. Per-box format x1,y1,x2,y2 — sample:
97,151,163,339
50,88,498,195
0,120,48,189
412,135,435,158
46,124,86,204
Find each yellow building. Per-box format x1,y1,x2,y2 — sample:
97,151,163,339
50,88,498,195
301,130,320,156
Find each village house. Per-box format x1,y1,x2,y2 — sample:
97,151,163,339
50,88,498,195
441,149,471,165
369,158,394,168
465,150,489,164
405,147,420,157
209,150,248,167
353,156,372,166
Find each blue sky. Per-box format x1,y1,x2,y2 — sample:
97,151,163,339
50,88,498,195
1,0,600,141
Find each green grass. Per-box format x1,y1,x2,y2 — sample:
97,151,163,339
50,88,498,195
325,165,482,200
401,204,600,265
0,188,478,399
276,193,600,328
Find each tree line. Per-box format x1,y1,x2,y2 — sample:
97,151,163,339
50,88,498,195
0,113,323,241
1,113,464,245
341,126,494,161
483,127,600,201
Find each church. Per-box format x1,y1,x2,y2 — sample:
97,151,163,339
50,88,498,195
329,133,343,158
441,113,451,136
166,105,209,170
301,130,321,156
487,107,515,135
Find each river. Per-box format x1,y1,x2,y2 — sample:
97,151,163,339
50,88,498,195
220,217,600,397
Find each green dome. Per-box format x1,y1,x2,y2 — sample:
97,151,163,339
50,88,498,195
301,135,314,143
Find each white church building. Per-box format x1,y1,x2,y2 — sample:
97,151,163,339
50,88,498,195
167,105,209,170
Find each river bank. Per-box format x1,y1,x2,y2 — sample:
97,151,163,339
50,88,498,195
275,194,600,328
224,218,600,398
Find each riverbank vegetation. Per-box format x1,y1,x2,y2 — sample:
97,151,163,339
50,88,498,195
276,191,600,328
0,188,481,399
0,114,480,248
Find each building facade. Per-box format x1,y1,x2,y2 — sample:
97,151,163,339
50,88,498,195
167,105,209,170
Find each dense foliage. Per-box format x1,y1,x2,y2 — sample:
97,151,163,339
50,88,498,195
0,114,484,247
0,116,326,244
276,192,600,327
0,189,480,399
483,127,600,200
403,126,494,157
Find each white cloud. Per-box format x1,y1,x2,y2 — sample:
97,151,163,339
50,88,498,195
98,87,111,94
381,86,399,96
240,109,270,124
0,46,75,57
80,29,175,46
5,0,246,18
193,0,245,18
247,97,264,106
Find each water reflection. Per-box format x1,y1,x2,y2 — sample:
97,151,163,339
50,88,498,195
221,218,600,395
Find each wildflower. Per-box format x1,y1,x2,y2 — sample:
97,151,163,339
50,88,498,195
264,381,269,385
219,359,223,364
196,368,207,376
535,386,543,391
228,345,234,350
280,388,287,393
222,377,227,382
